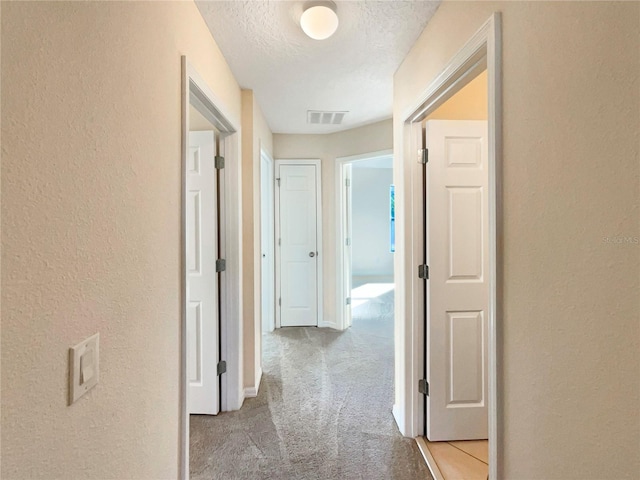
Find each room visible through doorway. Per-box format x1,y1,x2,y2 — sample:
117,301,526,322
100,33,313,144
336,150,394,330
348,154,395,325
415,67,491,480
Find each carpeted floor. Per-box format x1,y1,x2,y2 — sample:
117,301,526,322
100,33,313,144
190,288,432,480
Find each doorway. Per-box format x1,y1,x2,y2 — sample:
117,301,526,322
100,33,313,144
400,13,501,480
274,159,323,328
336,150,394,331
180,57,242,480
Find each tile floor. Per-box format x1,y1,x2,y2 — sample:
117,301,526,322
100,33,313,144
425,439,488,480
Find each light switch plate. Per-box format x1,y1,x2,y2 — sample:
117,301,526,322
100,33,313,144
69,333,99,405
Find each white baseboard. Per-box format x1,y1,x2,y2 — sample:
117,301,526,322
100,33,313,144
392,403,405,434
255,366,262,393
318,319,339,330
244,367,263,398
318,317,340,330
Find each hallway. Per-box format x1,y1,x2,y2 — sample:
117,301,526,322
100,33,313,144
190,288,431,479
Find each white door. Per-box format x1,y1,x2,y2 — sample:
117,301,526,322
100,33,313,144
425,120,489,441
278,164,319,327
342,164,353,328
186,130,219,415
261,153,275,333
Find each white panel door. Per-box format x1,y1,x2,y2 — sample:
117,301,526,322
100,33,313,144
261,154,275,333
426,120,488,441
342,164,353,328
187,131,219,415
279,164,318,327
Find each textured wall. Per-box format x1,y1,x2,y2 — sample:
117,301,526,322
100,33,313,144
1,2,242,478
394,1,639,478
274,119,393,325
241,90,273,392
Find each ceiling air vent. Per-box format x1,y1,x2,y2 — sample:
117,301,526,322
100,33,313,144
307,110,348,125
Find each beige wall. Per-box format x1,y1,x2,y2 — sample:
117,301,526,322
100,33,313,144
189,104,215,131
1,2,242,478
426,70,488,120
274,119,393,325
394,1,639,478
241,90,273,391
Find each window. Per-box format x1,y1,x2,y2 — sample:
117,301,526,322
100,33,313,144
390,184,395,253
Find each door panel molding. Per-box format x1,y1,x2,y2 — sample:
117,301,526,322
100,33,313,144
186,130,219,415
425,119,489,441
274,159,323,328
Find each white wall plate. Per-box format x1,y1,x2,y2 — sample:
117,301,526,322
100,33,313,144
69,333,99,405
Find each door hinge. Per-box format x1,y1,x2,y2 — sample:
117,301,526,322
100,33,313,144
419,148,428,164
276,178,281,187
418,264,429,279
216,258,226,272
217,360,227,376
345,238,351,246
346,297,351,305
345,178,351,187
278,238,282,246
418,379,429,395
279,297,281,307
215,155,225,169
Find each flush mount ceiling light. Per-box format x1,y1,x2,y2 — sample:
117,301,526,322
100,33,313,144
300,1,339,40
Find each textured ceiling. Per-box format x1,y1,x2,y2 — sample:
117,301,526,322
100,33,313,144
196,1,441,134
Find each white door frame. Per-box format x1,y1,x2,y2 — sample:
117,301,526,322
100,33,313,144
335,149,393,331
397,13,502,480
180,57,243,480
274,159,323,328
260,149,275,333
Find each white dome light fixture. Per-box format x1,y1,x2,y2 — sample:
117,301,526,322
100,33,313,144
300,1,339,40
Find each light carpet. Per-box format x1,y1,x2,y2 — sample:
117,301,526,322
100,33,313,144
190,289,431,480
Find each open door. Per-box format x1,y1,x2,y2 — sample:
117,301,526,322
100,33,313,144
425,120,489,441
186,130,219,415
261,152,275,333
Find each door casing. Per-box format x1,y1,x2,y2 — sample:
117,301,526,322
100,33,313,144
274,159,323,328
